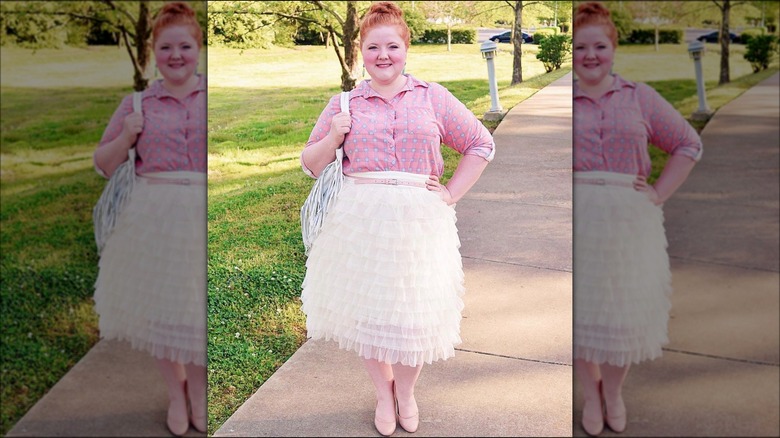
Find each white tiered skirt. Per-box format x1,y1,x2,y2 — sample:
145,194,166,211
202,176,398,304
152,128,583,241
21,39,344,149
301,171,464,367
93,171,207,366
573,171,672,366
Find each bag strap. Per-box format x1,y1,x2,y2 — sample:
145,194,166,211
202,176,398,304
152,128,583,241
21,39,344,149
340,91,350,115
335,91,349,158
129,91,143,156
132,91,143,115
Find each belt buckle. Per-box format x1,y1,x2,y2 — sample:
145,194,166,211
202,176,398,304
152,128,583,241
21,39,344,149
387,178,398,185
179,179,191,186
596,178,606,185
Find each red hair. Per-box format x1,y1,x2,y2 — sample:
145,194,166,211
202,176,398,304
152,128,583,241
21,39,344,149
360,1,410,48
152,2,203,48
574,2,618,47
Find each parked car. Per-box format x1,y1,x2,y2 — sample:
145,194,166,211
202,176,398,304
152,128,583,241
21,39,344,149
490,30,534,44
697,30,741,44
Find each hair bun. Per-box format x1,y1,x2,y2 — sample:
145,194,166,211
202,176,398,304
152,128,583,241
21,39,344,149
366,1,404,19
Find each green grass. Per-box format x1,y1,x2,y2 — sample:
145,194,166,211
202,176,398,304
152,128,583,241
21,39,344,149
205,43,570,433
0,45,205,436
0,84,132,435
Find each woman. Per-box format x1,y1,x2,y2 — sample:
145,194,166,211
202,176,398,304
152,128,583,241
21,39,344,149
92,2,206,436
572,2,703,436
300,2,494,435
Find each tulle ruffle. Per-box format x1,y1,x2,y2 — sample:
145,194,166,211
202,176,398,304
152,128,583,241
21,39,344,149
573,172,672,366
93,172,207,366
301,172,464,367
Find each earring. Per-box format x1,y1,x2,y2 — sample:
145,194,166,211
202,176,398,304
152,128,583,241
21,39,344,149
154,64,159,78
362,64,366,78
403,62,406,75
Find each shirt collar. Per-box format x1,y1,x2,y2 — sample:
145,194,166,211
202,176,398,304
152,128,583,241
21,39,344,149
352,74,429,99
149,73,206,99
573,73,635,98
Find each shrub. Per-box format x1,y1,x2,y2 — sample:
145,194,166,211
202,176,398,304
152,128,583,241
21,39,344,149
740,28,766,46
621,27,683,45
536,34,571,73
744,34,778,72
533,27,558,45
415,26,475,44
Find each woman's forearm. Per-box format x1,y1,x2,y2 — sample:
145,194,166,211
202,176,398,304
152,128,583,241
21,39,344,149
444,154,490,203
93,133,135,178
654,154,697,203
301,133,342,177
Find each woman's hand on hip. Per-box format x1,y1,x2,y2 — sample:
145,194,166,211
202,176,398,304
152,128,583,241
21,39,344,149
633,175,662,205
426,175,454,205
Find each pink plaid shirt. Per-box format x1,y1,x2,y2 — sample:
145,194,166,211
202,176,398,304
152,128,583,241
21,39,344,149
573,74,702,176
95,74,207,176
302,75,495,177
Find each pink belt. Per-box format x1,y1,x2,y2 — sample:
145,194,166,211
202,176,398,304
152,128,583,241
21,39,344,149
574,177,635,189
139,175,206,186
346,176,427,189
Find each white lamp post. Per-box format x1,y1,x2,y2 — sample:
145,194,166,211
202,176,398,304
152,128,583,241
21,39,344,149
480,40,504,122
687,40,713,121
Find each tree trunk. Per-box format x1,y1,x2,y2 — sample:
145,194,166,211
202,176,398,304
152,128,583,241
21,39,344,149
339,1,360,91
133,1,152,91
719,0,731,85
447,25,452,52
511,0,523,85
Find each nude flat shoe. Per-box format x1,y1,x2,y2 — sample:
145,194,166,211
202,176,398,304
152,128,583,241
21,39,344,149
602,383,626,433
581,380,604,436
374,401,397,436
394,381,419,433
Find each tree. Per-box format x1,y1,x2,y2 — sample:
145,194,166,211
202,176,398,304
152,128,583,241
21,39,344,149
506,0,541,86
0,1,206,91
210,1,362,91
418,1,473,51
711,0,748,85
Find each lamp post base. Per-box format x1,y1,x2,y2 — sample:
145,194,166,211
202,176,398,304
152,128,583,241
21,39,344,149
691,109,713,122
483,110,505,122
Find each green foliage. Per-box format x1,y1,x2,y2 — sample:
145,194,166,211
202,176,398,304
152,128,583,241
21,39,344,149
744,34,778,72
415,26,476,44
608,4,635,44
533,27,559,45
207,2,275,49
622,27,683,45
536,34,572,73
740,27,768,46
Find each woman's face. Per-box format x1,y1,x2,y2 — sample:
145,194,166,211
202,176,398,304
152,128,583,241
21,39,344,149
361,25,408,86
573,24,615,87
154,25,200,85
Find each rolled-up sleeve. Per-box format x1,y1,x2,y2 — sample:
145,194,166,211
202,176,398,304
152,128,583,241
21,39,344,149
94,94,133,178
437,85,495,162
301,94,341,178
640,83,703,162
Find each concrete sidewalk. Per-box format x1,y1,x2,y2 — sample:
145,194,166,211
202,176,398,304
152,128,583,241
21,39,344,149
213,73,575,437
572,73,780,437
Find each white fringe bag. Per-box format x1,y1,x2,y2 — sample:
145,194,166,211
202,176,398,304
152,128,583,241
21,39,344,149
300,91,350,256
93,91,142,255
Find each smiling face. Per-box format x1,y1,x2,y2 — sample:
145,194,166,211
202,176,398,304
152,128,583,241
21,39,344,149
154,25,200,86
361,25,408,88
573,24,616,89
